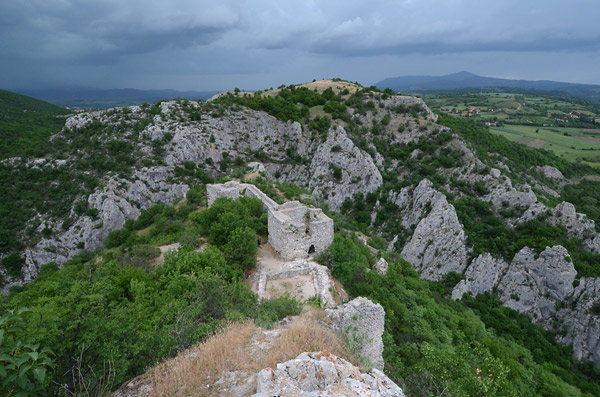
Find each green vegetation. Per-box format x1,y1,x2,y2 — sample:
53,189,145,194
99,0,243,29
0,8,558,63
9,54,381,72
561,180,600,232
0,196,300,395
0,101,205,279
438,114,596,178
0,308,55,395
427,92,600,167
452,196,600,277
319,234,600,396
0,90,70,160
426,91,599,129
490,125,600,168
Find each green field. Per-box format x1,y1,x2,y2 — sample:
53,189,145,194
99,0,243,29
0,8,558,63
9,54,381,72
490,124,600,167
425,92,599,128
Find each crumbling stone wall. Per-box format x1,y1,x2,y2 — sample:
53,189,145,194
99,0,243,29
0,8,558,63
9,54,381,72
207,182,333,260
207,181,277,209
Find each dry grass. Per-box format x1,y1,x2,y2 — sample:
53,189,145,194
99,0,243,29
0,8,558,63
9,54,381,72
149,321,256,396
127,308,358,396
260,311,358,370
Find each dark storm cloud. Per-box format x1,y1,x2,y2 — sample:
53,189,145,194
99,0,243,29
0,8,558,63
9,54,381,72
0,0,243,62
0,0,598,90
248,0,600,56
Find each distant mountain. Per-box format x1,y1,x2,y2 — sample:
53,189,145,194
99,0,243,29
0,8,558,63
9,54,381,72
13,88,220,109
375,72,600,101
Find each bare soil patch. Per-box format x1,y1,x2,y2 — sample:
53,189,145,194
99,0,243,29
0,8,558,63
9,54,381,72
519,136,547,148
574,136,600,145
583,129,600,134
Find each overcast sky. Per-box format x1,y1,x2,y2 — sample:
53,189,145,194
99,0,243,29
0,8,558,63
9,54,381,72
1,0,599,91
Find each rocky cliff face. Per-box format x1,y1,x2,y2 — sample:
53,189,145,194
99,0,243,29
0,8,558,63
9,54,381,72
7,166,188,291
398,180,469,280
325,297,386,370
5,99,382,289
451,245,600,366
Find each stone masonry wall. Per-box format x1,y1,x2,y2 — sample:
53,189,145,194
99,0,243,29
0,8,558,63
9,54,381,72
207,182,333,260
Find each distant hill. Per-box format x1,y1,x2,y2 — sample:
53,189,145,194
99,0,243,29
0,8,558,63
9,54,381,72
375,71,600,102
14,88,220,109
0,90,70,159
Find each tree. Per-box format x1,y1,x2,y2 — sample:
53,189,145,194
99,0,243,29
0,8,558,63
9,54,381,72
223,226,257,272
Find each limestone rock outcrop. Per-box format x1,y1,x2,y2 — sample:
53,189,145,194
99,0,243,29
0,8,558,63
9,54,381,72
5,167,188,291
452,245,600,365
373,257,389,275
536,165,565,182
554,278,600,365
300,126,383,211
391,179,469,281
325,297,385,370
253,351,404,397
498,246,576,320
451,253,508,300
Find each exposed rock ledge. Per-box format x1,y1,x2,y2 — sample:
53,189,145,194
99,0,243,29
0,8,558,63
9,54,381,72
254,351,404,397
452,246,600,366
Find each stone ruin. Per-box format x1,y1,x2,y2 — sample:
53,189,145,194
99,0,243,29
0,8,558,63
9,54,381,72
207,181,334,260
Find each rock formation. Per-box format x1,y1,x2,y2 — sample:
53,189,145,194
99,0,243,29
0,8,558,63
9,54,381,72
452,245,600,366
325,297,385,370
254,351,404,397
388,179,469,281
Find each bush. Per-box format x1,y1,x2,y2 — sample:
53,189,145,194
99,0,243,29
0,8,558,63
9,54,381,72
255,294,303,328
0,308,55,396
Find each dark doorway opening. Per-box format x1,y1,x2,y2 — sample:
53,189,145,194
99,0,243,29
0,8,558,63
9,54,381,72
308,245,315,254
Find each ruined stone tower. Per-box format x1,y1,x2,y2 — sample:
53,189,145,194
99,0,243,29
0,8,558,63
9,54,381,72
207,181,334,260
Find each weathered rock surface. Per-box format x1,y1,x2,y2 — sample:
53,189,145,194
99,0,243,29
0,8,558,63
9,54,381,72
498,246,576,320
287,126,383,211
452,245,600,365
548,202,596,239
325,297,385,370
451,253,508,300
4,167,188,292
253,351,404,397
395,179,469,281
554,278,600,365
373,257,389,275
536,165,565,182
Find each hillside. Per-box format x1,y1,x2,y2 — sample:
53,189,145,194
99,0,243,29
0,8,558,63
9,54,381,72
0,90,70,159
375,72,600,102
1,82,600,395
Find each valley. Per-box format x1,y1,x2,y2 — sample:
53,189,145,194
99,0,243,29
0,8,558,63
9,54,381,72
426,91,600,167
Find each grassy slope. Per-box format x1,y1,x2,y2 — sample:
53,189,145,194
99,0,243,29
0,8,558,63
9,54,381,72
0,90,70,160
